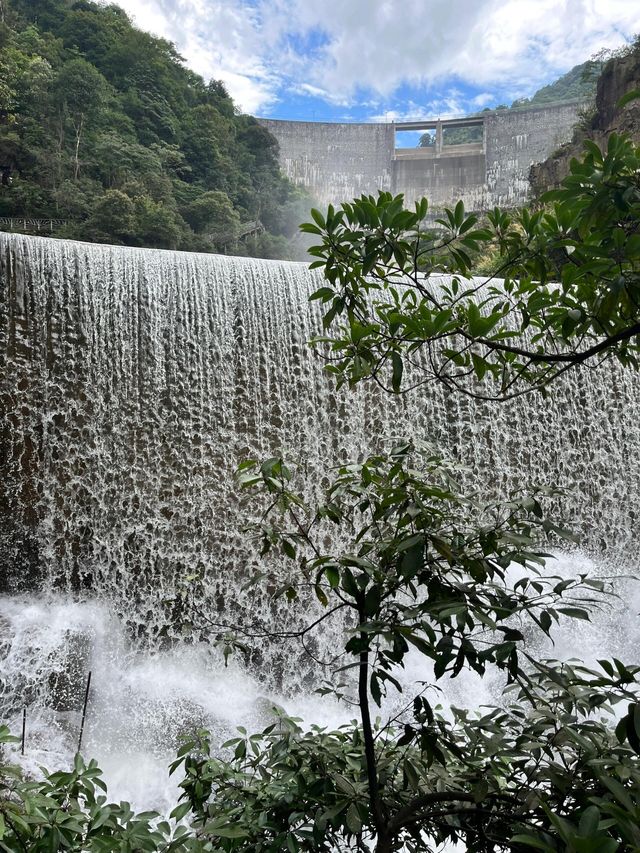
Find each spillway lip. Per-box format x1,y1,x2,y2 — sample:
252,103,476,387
0,230,313,268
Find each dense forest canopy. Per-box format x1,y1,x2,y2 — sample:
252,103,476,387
0,0,309,257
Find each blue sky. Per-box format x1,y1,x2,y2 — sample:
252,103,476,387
114,0,640,134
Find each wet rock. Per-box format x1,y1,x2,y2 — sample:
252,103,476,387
47,630,92,712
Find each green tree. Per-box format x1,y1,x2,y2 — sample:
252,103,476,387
84,188,135,243
162,133,640,852
132,194,182,249
0,0,305,257
170,446,640,852
183,189,240,237
418,126,482,147
0,728,200,851
300,132,640,401
0,118,639,853
53,57,109,179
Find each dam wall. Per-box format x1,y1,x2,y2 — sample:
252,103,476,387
259,101,581,210
483,101,583,208
258,119,395,206
392,145,486,211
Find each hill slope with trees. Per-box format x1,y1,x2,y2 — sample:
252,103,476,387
0,0,308,257
531,38,640,193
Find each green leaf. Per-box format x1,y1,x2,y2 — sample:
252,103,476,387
578,806,600,837
325,566,340,588
617,89,640,109
510,835,553,851
557,607,590,621
310,208,326,228
310,287,335,301
345,804,362,834
204,822,250,838
391,352,403,392
403,758,420,790
471,352,488,380
539,610,552,633
466,302,484,337
169,801,191,821
282,540,296,559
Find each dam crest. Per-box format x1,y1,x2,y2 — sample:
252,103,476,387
259,101,581,210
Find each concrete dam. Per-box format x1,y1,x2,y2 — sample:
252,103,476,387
259,101,581,211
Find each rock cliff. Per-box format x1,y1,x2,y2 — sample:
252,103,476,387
530,41,640,194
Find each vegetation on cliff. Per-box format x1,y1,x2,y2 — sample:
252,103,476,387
511,57,603,109
0,0,308,258
531,37,640,195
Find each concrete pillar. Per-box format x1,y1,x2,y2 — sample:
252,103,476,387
435,121,443,154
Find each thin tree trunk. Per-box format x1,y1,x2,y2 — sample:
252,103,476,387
73,114,83,181
357,608,393,852
55,109,65,190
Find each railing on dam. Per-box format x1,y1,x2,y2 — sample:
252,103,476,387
394,116,485,132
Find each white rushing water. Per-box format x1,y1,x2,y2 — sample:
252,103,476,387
1,232,639,809
0,595,349,813
3,552,637,813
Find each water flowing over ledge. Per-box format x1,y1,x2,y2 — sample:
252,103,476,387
1,231,639,805
2,232,638,605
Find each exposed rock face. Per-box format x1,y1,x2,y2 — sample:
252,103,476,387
530,43,640,194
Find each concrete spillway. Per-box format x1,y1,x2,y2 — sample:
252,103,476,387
2,230,638,608
1,231,639,808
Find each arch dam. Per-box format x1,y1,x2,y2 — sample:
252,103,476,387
259,101,581,211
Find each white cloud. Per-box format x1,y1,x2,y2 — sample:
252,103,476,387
113,0,281,112
472,92,494,108
369,93,469,123
108,0,640,114
288,82,352,107
275,0,640,97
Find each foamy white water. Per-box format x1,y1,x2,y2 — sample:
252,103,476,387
0,595,348,813
2,551,637,812
1,232,639,811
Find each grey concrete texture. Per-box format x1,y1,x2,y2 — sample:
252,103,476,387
259,119,395,207
259,102,581,211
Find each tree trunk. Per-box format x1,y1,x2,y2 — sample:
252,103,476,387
374,831,394,853
73,115,84,181
358,610,393,852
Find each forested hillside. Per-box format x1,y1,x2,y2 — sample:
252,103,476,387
510,57,602,108
0,0,308,257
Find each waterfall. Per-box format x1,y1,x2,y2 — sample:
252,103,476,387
1,231,639,808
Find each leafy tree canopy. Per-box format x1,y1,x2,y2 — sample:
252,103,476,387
302,132,640,400
0,0,308,258
165,443,640,852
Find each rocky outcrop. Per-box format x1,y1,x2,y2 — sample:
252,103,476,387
530,42,640,194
